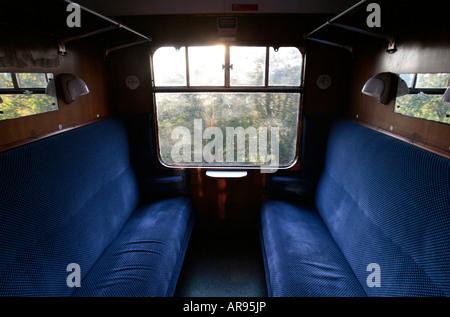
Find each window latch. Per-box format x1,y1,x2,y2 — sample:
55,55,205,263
222,63,233,70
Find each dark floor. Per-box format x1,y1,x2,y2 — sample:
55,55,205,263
174,227,268,297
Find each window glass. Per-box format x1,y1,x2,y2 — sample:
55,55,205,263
188,46,225,86
152,45,303,169
16,73,47,88
399,73,414,88
0,73,13,88
153,47,187,86
416,73,449,89
156,93,299,167
269,47,302,86
230,46,266,86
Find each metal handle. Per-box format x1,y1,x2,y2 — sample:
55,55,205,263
222,64,233,70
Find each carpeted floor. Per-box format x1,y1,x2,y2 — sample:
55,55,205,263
174,229,268,297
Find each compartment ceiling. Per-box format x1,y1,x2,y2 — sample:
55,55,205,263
0,0,448,51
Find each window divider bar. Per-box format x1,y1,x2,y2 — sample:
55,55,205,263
411,73,417,89
408,88,446,95
11,73,19,89
225,46,230,88
153,87,303,93
185,47,190,87
0,88,46,95
264,47,270,87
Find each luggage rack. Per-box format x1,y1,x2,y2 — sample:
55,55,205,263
303,0,396,54
57,0,152,57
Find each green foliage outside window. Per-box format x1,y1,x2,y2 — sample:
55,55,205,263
156,92,300,166
0,72,58,121
153,46,303,167
395,73,450,124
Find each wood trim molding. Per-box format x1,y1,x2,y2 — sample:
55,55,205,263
0,118,105,153
352,118,450,160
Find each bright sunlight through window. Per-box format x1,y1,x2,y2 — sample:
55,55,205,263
152,45,303,169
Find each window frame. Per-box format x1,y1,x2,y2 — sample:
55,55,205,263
400,72,449,95
150,44,306,170
0,72,52,95
395,72,450,125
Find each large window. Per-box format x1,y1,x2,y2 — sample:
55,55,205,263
152,45,303,169
395,73,450,125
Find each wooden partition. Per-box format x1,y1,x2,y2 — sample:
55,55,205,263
189,169,265,235
0,27,113,149
347,32,450,156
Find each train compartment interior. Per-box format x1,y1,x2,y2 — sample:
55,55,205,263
0,0,449,303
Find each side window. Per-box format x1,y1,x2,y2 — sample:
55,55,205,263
0,72,58,121
230,46,266,86
395,73,450,124
151,45,303,169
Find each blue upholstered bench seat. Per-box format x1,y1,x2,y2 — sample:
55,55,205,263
261,200,366,297
73,196,193,297
260,119,450,297
0,118,193,296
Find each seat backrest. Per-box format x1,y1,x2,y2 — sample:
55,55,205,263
315,119,450,296
0,118,140,296
121,113,189,202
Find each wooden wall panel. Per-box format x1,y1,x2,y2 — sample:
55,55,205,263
109,44,153,114
347,33,450,154
0,27,113,149
302,41,351,117
189,169,265,235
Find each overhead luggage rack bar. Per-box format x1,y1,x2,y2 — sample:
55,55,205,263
330,22,397,53
306,37,354,53
304,0,397,54
105,39,150,58
58,0,152,56
57,25,118,56
303,0,369,39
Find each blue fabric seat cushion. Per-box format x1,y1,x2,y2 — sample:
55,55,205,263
315,119,450,296
73,196,194,297
0,119,140,296
260,200,366,297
